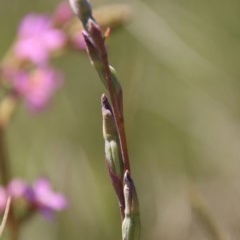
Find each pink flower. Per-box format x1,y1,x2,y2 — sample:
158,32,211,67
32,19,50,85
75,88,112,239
52,1,73,26
7,178,29,199
5,178,67,219
71,32,87,50
22,67,63,111
5,67,63,111
32,178,67,217
14,14,66,64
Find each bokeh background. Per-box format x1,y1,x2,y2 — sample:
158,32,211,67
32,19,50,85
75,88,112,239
1,0,240,239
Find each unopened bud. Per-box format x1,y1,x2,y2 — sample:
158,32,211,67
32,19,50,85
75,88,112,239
102,95,123,178
101,95,125,218
82,31,102,68
88,19,106,59
122,170,140,240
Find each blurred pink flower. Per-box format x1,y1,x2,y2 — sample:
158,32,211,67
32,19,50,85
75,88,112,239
71,32,87,50
32,178,67,218
5,178,67,219
7,178,29,199
52,1,73,26
5,67,63,111
14,13,66,64
22,67,63,111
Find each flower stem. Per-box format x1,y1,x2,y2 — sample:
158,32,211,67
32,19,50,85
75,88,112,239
0,93,20,240
0,197,11,237
0,127,11,185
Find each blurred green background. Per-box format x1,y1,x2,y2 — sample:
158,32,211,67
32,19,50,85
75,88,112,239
1,0,240,239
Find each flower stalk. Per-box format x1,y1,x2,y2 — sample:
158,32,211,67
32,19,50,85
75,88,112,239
0,197,11,238
69,1,140,240
72,0,130,173
0,94,20,240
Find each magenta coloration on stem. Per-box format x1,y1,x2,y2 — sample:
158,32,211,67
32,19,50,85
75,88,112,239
76,6,131,173
71,2,142,238
87,19,129,171
87,20,107,59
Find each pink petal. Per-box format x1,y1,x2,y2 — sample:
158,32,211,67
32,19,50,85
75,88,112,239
42,30,66,50
7,178,28,198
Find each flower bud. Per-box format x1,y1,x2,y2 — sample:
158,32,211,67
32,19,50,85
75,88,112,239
102,95,125,218
122,170,140,240
88,19,106,59
102,94,123,178
82,31,103,69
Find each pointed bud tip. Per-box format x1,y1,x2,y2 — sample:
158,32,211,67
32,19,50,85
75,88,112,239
82,30,90,41
101,94,107,104
88,18,102,37
124,170,132,185
101,94,112,112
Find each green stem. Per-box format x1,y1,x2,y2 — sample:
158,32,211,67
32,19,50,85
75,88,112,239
0,127,11,185
0,127,20,240
0,93,20,240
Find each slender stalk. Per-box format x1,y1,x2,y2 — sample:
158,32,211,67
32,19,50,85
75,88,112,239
0,197,11,237
0,127,20,240
0,93,18,185
0,93,20,240
0,127,11,185
80,7,131,173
